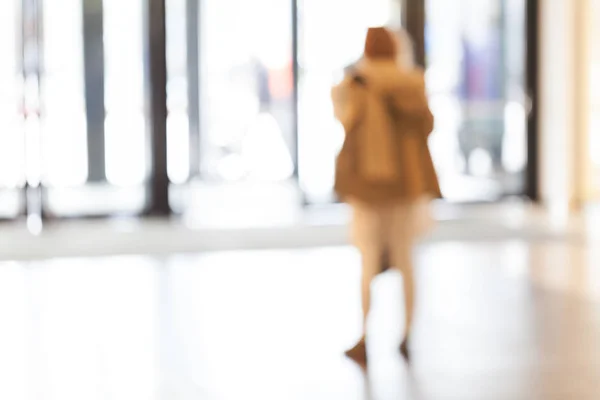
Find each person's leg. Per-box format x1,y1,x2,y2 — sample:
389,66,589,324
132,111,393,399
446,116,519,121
389,204,416,356
346,203,382,363
345,242,380,364
396,240,415,339
359,242,382,337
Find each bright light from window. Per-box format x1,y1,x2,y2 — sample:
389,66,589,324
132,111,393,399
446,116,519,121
0,1,24,189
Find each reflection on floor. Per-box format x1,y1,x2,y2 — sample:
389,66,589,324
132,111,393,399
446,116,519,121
1,241,600,399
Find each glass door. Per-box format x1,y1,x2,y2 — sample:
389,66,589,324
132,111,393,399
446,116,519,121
167,0,298,226
2,0,184,222
198,0,295,184
1,0,152,221
425,0,528,201
38,0,148,217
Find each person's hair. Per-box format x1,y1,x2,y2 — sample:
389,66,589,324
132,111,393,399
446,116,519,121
364,27,397,60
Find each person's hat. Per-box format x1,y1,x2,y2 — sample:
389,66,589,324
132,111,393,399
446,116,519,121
364,27,397,60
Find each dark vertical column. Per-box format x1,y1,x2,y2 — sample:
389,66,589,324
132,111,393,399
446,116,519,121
144,0,170,215
291,0,299,177
186,0,201,178
82,0,106,182
525,0,539,201
403,0,426,68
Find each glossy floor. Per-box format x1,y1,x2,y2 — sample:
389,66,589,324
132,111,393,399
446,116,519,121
1,241,599,399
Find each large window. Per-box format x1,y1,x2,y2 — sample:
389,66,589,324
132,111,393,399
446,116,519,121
199,0,295,183
40,0,148,217
0,0,537,224
426,0,528,201
166,0,295,186
0,0,151,220
166,0,297,224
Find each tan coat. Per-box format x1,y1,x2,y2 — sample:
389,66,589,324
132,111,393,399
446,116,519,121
332,59,441,205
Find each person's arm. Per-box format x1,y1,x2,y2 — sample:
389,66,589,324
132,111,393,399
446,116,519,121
389,71,435,135
331,77,364,134
389,71,429,114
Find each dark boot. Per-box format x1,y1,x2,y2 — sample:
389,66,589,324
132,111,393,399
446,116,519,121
345,339,367,366
400,337,410,361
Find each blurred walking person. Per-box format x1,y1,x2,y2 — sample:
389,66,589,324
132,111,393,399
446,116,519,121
332,27,441,364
